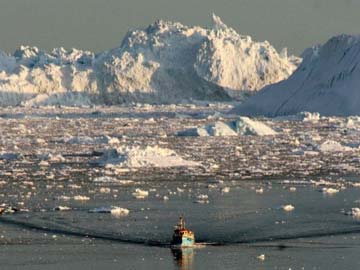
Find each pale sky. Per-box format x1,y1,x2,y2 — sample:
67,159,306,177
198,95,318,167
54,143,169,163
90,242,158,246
0,0,359,55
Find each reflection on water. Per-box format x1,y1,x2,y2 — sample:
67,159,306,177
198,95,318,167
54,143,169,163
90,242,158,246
171,247,194,270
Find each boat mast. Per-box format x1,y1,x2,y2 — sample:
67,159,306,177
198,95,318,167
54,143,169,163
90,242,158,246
179,215,185,229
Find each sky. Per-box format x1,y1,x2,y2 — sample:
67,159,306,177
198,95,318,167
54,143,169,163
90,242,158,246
0,0,359,55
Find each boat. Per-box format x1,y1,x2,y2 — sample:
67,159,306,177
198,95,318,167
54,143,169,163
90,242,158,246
171,216,195,247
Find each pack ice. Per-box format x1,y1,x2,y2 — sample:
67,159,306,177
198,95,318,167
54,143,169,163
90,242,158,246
231,35,360,116
0,14,298,106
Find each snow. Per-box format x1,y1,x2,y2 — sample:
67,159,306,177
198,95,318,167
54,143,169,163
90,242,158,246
90,145,201,168
0,15,298,106
231,34,360,117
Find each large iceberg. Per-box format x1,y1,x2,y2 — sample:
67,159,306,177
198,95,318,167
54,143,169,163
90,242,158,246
0,14,299,106
231,34,360,116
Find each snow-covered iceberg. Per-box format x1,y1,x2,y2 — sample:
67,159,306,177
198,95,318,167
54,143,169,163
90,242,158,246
0,14,299,106
231,35,360,116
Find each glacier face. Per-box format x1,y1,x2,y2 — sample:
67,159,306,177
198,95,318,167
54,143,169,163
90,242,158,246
0,15,299,106
231,34,360,117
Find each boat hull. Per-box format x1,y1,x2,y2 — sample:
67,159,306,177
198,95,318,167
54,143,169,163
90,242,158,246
172,236,195,247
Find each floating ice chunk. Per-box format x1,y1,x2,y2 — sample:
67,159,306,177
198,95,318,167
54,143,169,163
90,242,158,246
99,187,111,194
93,176,117,183
54,206,71,211
197,194,208,200
345,208,360,218
322,188,339,194
351,183,360,188
221,187,230,193
282,204,295,212
89,206,129,217
57,195,71,201
69,184,81,189
118,180,135,185
132,188,149,199
195,194,209,204
110,207,130,217
73,195,90,201
0,206,18,215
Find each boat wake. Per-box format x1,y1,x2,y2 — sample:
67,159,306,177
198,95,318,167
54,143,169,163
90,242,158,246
1,214,360,248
